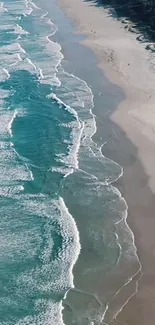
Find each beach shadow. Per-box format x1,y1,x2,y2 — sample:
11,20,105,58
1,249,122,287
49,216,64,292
84,0,155,41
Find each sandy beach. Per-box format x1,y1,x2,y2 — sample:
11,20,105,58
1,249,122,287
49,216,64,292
55,0,155,324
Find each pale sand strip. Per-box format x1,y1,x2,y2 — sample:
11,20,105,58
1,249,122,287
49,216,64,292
56,0,155,324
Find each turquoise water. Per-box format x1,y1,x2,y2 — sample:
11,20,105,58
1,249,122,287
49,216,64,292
0,0,140,324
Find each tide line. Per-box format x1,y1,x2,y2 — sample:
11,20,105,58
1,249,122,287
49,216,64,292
7,110,18,137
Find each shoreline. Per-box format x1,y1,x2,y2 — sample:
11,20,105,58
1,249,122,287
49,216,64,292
55,0,155,324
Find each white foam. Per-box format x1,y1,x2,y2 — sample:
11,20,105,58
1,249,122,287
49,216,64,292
0,112,16,137
10,57,37,73
29,3,57,34
0,0,60,86
7,110,18,137
0,147,17,162
41,10,48,19
21,195,81,288
0,53,21,67
0,43,27,73
0,3,142,325
9,53,22,66
0,42,26,54
0,89,11,105
0,23,29,34
38,68,44,80
14,24,29,35
0,141,11,149
48,68,97,177
12,8,61,85
0,185,24,196
30,0,41,10
59,196,81,267
50,166,74,176
4,0,32,16
0,1,7,12
15,301,65,325
0,164,32,183
7,194,80,325
0,97,33,186
47,93,79,120
48,33,141,325
2,67,10,79
0,89,10,98
0,68,10,82
17,43,26,54
48,93,84,171
29,168,34,181
57,68,96,147
25,57,37,70
57,68,141,325
37,37,62,86
0,24,15,31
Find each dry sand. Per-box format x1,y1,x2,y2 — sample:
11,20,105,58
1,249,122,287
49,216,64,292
56,0,155,324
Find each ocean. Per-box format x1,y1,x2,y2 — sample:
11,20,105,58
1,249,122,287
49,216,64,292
0,0,140,324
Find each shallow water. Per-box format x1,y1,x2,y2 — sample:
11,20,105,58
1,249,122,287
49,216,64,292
0,0,140,324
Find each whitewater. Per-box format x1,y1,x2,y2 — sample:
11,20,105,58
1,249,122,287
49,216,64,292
0,0,140,324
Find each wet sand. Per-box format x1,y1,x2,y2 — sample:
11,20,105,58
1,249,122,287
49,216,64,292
56,0,155,324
